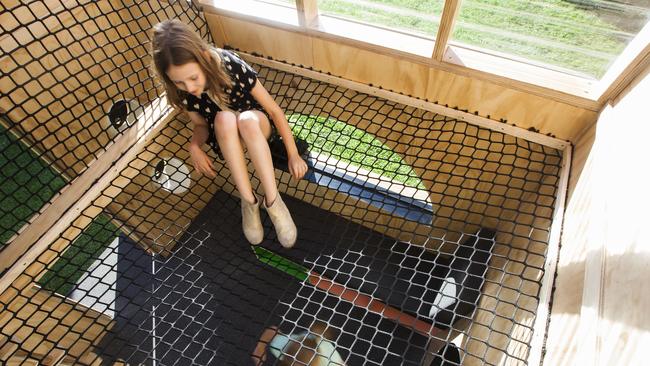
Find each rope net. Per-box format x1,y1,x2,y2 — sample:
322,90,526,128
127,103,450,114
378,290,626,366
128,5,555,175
1,1,562,365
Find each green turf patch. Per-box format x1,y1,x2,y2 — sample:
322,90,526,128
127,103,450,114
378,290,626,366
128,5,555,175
0,125,67,245
289,114,425,189
38,214,120,296
252,245,309,281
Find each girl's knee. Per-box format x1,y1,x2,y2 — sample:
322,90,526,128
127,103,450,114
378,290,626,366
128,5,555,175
214,111,238,138
237,112,262,139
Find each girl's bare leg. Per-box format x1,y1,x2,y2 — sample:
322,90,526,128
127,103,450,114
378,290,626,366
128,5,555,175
237,110,277,205
214,111,256,203
238,110,296,248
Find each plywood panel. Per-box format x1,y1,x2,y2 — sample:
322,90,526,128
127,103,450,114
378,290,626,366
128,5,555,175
205,12,228,47
312,39,430,100
545,62,650,366
426,68,597,141
567,122,597,199
206,14,314,67
1,0,156,178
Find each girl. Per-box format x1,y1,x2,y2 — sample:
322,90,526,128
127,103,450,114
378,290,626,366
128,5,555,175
151,19,307,248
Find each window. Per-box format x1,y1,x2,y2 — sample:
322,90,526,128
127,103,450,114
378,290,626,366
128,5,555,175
204,0,650,100
260,0,296,7
451,0,650,78
317,0,445,39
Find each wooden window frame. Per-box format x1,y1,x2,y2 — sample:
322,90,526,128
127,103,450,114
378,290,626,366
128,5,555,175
199,0,650,109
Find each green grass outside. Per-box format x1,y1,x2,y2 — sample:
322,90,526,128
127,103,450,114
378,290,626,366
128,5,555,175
0,125,67,245
38,214,120,296
289,114,425,189
320,0,440,35
318,0,643,77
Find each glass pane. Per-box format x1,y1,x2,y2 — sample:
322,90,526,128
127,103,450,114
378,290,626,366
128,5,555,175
451,0,650,78
258,0,296,7
317,0,445,38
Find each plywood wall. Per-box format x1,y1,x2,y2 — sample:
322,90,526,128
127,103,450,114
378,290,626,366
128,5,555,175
0,0,161,179
204,13,597,143
544,65,650,366
0,0,204,181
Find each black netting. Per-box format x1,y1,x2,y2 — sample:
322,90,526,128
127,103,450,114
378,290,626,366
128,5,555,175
0,0,209,249
1,2,563,366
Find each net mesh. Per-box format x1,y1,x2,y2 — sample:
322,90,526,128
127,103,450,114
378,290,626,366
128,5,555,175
1,1,562,365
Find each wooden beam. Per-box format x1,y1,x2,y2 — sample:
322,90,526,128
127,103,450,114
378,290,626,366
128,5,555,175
432,0,462,61
296,0,319,28
0,97,173,295
242,52,570,149
527,144,572,366
596,22,650,105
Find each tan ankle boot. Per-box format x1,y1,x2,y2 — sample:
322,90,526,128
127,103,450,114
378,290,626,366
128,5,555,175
264,194,297,248
241,194,263,245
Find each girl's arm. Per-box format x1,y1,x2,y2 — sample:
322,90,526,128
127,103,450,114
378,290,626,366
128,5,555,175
250,80,308,179
187,111,216,177
188,111,209,147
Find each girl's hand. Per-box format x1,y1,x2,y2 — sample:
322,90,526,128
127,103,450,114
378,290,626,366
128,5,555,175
189,144,216,178
288,154,308,180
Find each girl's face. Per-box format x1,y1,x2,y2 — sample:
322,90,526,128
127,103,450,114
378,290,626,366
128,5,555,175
166,62,206,97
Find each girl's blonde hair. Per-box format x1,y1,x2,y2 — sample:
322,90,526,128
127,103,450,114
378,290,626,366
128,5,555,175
151,19,231,109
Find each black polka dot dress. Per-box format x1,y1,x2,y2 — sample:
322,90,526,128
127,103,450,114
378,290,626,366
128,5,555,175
182,49,277,159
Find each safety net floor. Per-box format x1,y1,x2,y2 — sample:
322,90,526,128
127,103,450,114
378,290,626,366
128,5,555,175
1,1,565,365
90,190,448,365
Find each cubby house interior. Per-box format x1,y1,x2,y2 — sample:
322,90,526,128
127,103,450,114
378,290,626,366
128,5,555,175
1,0,649,365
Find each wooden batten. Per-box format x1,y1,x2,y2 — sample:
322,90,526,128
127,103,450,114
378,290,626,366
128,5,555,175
296,0,319,28
527,145,571,365
432,0,461,61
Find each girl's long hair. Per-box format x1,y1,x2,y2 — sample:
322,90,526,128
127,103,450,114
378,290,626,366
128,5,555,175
151,19,231,109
